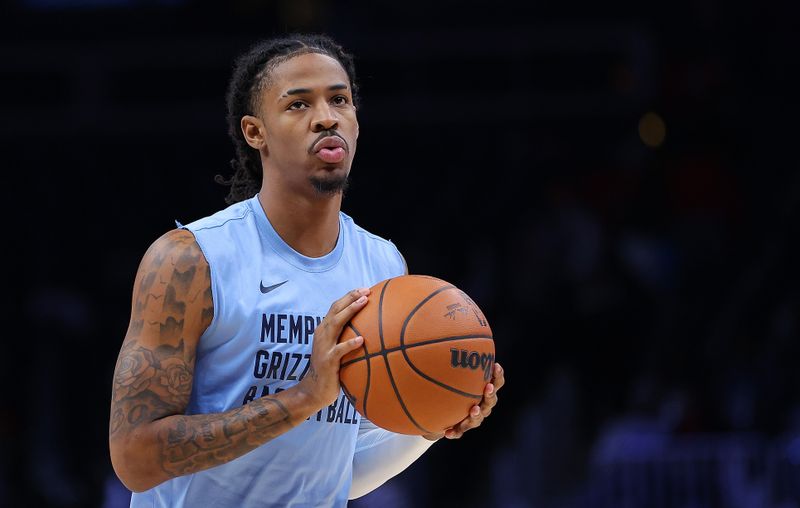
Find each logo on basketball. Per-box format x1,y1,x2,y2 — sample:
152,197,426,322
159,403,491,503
443,303,469,320
450,348,495,381
457,290,488,327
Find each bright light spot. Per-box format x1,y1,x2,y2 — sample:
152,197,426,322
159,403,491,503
639,112,666,148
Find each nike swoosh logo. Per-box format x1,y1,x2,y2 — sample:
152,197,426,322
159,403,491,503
260,280,288,294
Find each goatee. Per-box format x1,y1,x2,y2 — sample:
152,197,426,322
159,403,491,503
310,174,349,196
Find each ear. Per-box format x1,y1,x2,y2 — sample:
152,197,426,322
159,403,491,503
241,115,267,151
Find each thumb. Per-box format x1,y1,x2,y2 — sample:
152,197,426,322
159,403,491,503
333,336,364,360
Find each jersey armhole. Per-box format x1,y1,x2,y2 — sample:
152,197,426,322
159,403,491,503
180,226,222,343
388,241,409,276
399,250,409,275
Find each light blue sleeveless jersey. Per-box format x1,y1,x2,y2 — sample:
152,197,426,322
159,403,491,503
130,195,405,508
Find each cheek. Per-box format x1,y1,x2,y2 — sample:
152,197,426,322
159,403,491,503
350,121,359,153
348,135,357,159
265,124,306,157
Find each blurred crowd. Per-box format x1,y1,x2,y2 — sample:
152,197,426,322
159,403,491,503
2,1,798,507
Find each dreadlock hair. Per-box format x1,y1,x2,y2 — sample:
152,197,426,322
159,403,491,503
215,33,360,204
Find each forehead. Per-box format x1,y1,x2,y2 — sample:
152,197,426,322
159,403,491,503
267,52,350,94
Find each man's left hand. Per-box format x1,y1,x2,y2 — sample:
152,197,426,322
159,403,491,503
423,362,505,440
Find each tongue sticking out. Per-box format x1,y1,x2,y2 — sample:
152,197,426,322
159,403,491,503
317,147,345,163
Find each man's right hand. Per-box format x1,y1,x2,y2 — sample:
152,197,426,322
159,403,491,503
299,287,371,407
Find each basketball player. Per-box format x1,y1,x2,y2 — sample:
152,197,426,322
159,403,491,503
109,34,504,507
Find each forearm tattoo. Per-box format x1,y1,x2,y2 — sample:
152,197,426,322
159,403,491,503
158,397,291,476
110,232,293,479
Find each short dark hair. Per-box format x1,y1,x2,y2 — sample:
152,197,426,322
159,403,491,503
215,34,359,204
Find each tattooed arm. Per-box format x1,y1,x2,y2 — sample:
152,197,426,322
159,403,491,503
109,229,369,492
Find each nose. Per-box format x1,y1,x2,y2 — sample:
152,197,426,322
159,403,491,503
311,103,339,133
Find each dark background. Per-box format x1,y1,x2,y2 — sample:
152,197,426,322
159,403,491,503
2,1,799,507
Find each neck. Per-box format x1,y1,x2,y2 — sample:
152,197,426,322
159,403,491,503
257,184,342,258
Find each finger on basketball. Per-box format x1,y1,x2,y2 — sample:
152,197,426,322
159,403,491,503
444,409,479,438
333,335,364,359
492,363,505,391
482,385,497,407
459,406,483,431
329,288,370,315
480,396,495,413
444,429,460,439
446,420,473,439
330,294,368,328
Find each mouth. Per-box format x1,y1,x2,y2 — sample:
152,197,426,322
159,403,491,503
311,135,348,164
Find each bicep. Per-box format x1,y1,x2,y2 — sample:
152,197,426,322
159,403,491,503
110,229,213,440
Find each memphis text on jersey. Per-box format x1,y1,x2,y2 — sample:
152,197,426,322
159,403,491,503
240,311,359,426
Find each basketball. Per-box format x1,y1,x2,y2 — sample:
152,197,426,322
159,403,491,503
338,275,495,435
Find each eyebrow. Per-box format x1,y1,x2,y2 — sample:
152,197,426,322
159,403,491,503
282,83,349,97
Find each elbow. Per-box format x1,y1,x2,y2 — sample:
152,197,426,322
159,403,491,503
117,474,155,494
109,437,163,493
348,483,373,501
116,476,150,494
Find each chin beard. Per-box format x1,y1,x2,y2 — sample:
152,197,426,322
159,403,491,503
309,173,350,196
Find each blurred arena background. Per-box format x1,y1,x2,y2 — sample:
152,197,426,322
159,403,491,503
2,1,799,507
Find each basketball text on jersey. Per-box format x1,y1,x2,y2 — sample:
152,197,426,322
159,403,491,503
243,311,359,426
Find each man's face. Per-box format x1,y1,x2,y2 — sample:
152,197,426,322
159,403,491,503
256,52,358,195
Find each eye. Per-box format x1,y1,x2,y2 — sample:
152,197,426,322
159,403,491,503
331,95,349,106
288,101,307,110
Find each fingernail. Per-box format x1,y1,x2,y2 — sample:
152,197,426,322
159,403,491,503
358,287,370,295
472,406,481,416
356,295,367,304
353,336,363,344
487,384,494,394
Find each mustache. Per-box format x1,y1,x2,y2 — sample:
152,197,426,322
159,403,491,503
308,130,348,154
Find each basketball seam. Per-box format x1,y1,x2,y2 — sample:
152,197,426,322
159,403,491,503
378,278,432,435
400,285,488,400
340,334,494,368
401,347,484,399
